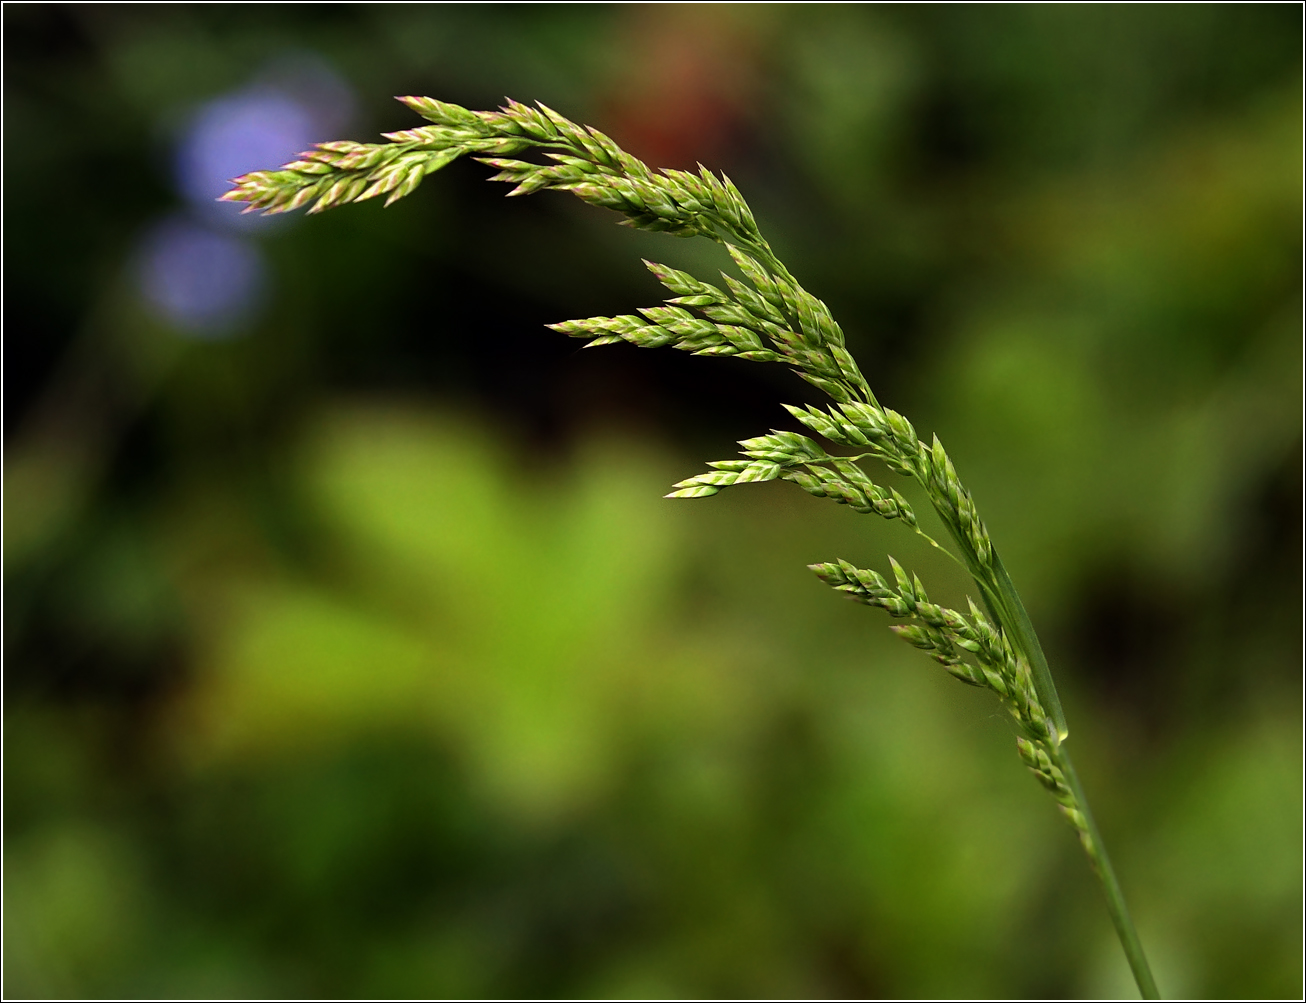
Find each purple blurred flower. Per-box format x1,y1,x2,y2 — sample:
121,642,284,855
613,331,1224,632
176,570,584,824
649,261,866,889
135,55,355,335
136,216,265,337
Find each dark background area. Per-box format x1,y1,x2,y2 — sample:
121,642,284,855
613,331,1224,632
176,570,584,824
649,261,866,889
4,4,1301,999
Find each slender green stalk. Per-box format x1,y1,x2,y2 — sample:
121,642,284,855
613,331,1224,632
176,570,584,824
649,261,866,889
1057,748,1161,999
223,96,1160,998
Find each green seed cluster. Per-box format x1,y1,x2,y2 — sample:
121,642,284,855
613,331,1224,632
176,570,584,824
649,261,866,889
223,93,1064,808
550,251,872,407
220,98,535,214
810,559,1054,741
222,96,769,250
483,153,761,246
784,403,993,569
666,431,923,530
812,556,1087,843
1015,737,1092,848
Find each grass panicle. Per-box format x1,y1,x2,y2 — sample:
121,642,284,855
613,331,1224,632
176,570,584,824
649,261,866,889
224,96,1160,1000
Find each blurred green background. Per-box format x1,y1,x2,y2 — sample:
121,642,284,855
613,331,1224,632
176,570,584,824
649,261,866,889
4,4,1300,999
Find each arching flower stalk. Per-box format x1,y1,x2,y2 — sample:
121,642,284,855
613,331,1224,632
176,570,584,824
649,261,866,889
223,95,1160,1000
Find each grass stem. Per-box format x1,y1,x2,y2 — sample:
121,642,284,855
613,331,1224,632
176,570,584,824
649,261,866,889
1057,748,1161,999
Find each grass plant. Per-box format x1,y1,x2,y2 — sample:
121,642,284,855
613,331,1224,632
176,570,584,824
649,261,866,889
224,96,1162,1000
